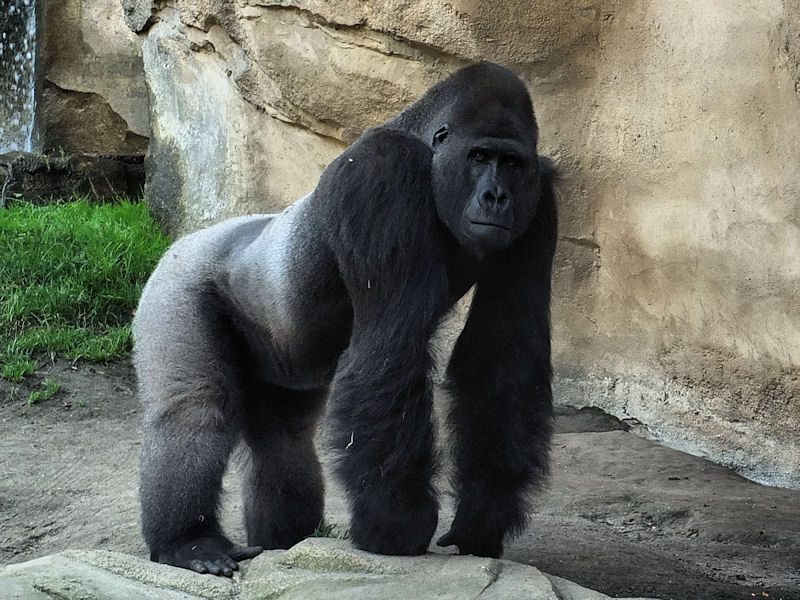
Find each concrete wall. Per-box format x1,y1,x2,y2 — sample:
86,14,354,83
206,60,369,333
121,0,800,487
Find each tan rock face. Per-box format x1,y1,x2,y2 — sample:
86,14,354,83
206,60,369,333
125,0,800,487
548,1,800,488
42,0,149,154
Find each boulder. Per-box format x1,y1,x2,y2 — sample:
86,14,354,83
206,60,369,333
140,8,343,234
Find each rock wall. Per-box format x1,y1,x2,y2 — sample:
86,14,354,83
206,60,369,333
551,1,800,489
124,0,800,487
41,0,149,155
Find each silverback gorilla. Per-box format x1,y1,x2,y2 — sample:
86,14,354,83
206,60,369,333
134,62,557,576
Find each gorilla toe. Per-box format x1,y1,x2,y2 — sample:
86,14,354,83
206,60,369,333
154,536,263,577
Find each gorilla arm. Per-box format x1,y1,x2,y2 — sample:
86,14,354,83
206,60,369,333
319,129,451,555
438,162,558,557
327,273,447,555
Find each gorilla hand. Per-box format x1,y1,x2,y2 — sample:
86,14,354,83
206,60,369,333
436,525,503,559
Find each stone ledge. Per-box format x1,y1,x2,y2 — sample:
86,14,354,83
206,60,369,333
0,538,657,600
0,151,145,203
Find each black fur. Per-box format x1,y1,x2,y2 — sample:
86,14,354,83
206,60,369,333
134,62,558,576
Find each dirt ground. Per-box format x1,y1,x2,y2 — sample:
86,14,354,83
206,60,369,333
1,358,798,600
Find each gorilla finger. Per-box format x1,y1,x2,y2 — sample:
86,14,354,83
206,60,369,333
224,556,239,572
230,545,263,561
189,559,209,574
206,560,234,577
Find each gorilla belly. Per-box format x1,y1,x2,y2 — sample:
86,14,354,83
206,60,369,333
229,300,351,390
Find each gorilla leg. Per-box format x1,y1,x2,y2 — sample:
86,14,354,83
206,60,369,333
240,384,326,549
139,383,260,575
136,292,262,576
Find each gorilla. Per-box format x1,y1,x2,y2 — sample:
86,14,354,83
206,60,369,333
134,62,557,576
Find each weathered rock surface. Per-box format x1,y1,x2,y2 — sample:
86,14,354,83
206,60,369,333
0,538,656,600
41,0,149,155
139,7,343,234
122,0,800,489
548,1,800,491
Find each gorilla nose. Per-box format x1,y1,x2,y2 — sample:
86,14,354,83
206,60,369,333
479,187,507,210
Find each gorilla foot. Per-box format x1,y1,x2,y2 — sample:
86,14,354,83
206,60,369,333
152,535,263,577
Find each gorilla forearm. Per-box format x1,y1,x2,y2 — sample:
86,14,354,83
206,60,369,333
438,303,553,555
441,354,553,557
328,345,440,555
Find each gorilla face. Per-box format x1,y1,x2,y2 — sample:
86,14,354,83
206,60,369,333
431,121,540,258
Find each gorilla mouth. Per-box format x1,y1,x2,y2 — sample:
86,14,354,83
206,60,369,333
470,220,510,231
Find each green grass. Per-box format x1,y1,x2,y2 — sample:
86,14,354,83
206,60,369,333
28,377,62,404
312,521,350,540
0,198,170,380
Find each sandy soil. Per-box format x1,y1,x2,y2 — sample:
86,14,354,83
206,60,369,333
1,358,798,600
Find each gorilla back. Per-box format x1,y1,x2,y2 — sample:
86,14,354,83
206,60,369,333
134,62,558,576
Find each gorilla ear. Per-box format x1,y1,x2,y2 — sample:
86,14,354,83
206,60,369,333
432,124,449,149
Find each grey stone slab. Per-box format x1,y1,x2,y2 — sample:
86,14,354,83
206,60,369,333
0,539,658,600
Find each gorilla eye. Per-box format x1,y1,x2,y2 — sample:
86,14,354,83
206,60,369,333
470,149,490,163
501,156,520,168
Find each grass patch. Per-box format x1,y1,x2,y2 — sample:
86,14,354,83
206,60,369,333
312,521,350,540
28,377,62,404
2,358,36,382
0,198,170,379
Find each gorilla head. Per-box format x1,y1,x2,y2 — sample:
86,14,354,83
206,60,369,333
395,63,542,257
135,62,557,576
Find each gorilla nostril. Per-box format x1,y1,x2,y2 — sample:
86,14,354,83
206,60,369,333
480,189,508,210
